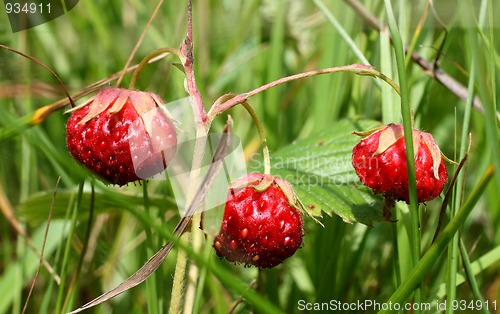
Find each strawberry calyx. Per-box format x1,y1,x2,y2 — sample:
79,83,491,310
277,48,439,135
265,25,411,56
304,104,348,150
352,123,449,204
66,87,176,139
229,173,300,210
66,86,178,185
213,172,307,268
229,173,322,226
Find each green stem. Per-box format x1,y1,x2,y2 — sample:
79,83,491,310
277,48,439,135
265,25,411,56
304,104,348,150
446,21,477,313
55,183,84,314
391,213,401,288
240,101,271,175
143,181,159,314
378,166,494,313
384,0,421,309
459,238,491,314
128,47,183,90
61,183,95,313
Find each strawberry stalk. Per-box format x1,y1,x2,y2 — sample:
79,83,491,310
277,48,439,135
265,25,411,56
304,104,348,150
240,101,271,175
207,64,402,121
170,0,210,313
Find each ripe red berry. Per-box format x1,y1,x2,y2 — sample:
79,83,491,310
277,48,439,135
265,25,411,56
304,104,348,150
352,124,447,203
66,87,177,185
213,173,304,268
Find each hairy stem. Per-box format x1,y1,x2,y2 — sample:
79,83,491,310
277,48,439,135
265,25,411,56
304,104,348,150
170,0,209,313
208,64,400,120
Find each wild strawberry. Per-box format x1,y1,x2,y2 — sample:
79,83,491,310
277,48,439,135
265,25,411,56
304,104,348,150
352,124,447,203
213,173,304,268
66,87,177,186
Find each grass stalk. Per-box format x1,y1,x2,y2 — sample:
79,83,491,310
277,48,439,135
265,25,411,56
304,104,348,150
378,166,494,313
383,0,421,308
458,238,490,314
445,11,478,311
143,181,159,314
55,183,84,314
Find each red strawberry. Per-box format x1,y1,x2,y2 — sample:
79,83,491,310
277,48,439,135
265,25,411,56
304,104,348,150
352,124,447,203
213,173,304,268
66,87,177,185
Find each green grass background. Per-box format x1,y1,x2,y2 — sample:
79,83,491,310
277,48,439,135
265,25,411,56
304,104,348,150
0,0,499,313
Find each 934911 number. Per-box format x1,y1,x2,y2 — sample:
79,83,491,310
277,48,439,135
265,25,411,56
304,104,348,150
451,299,497,311
5,2,51,14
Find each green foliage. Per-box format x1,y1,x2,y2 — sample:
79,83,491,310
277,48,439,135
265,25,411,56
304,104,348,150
0,1,499,314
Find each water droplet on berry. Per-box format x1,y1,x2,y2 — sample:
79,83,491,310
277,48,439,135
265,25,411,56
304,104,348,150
279,220,286,231
214,241,221,250
230,240,237,250
262,236,269,247
241,228,248,239
284,236,290,246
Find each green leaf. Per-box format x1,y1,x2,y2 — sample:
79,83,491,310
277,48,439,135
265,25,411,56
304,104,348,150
271,119,386,226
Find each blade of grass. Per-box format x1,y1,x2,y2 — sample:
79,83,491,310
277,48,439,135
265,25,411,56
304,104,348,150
0,221,70,314
435,244,500,299
380,28,399,124
313,0,371,66
55,183,84,314
143,182,159,314
458,238,490,314
445,2,479,310
482,0,500,195
61,182,96,313
384,0,421,309
378,165,494,313
264,0,286,148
